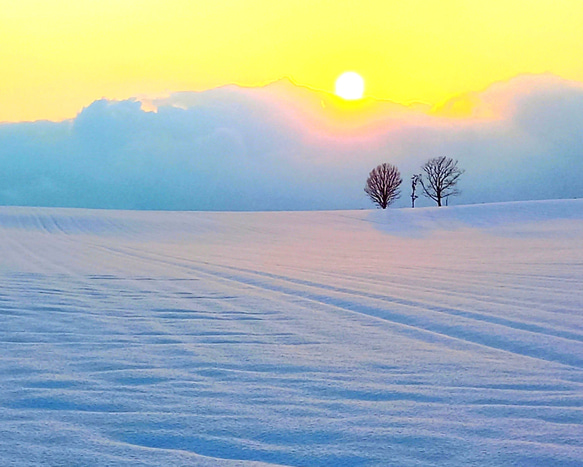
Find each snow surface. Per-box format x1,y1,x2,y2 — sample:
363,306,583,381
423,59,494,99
0,199,582,466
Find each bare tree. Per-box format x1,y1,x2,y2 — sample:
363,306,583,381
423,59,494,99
364,163,402,209
420,156,464,207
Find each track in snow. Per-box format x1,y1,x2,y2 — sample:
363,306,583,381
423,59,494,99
0,200,582,466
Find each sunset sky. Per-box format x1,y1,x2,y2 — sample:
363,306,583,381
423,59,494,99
2,0,583,122
1,0,582,211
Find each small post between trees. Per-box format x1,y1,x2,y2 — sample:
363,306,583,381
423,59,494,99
411,174,422,208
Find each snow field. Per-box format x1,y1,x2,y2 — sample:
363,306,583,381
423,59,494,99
0,200,582,466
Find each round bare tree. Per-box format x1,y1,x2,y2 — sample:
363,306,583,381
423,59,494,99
364,163,402,209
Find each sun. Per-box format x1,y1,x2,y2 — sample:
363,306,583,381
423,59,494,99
335,72,365,100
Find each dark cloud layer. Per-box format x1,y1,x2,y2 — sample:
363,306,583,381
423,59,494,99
0,75,581,211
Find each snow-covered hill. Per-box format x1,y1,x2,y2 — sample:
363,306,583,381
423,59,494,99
0,200,582,466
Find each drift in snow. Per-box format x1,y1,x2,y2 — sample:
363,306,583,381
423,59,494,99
0,199,582,466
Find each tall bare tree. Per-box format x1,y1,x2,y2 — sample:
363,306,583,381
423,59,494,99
364,163,402,209
420,156,464,207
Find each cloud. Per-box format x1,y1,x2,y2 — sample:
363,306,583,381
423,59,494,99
0,74,582,211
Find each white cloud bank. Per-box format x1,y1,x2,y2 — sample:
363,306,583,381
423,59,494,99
0,74,582,210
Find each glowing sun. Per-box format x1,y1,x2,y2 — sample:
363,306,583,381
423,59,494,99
335,72,365,100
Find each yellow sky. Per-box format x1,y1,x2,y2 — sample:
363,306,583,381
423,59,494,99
1,0,583,122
